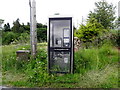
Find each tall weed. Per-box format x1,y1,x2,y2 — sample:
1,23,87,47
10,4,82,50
75,43,118,74
26,48,50,86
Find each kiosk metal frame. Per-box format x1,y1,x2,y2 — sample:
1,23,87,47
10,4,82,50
48,16,74,74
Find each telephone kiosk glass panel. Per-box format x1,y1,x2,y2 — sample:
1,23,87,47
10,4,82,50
50,20,70,48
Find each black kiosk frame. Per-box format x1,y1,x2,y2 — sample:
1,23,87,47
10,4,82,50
48,16,74,74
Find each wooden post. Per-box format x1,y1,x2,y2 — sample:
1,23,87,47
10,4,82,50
29,0,37,58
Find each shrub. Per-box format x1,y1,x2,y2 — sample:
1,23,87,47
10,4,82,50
26,48,50,85
37,28,47,43
109,30,120,47
2,32,18,45
93,29,120,47
2,54,17,71
13,33,30,44
75,18,104,43
75,18,107,48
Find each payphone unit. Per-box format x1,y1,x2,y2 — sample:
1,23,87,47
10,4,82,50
48,16,74,73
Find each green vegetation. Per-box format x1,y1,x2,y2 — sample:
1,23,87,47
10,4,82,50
1,0,119,88
88,0,116,29
1,41,119,88
75,18,104,43
2,18,47,45
75,0,118,49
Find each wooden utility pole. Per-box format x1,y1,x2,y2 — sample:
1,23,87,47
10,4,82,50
118,1,120,30
29,0,37,58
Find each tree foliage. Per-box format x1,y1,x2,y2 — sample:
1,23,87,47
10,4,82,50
12,18,21,33
4,23,11,32
115,16,120,29
88,0,116,29
0,19,3,24
75,18,104,42
2,32,18,45
37,28,47,42
37,23,47,42
2,19,47,45
0,19,4,30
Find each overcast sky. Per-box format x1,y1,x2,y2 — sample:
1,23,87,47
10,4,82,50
0,0,119,28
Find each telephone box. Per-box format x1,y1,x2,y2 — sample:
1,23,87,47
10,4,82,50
48,16,74,73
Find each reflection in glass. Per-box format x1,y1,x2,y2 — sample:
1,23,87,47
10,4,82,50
50,20,70,47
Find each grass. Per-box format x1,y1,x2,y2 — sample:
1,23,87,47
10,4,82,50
1,42,119,88
78,64,118,88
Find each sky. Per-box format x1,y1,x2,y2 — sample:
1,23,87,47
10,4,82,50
0,0,119,28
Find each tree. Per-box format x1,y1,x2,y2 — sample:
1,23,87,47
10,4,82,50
75,18,105,48
0,19,4,30
2,32,18,45
4,23,11,32
12,18,21,33
23,22,30,33
37,23,47,29
37,28,47,42
36,23,47,42
115,16,120,29
75,18,104,42
0,19,4,45
88,0,116,29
